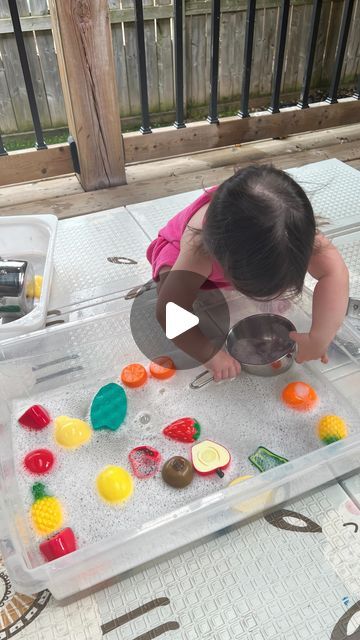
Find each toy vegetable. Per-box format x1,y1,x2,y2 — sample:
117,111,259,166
39,527,77,561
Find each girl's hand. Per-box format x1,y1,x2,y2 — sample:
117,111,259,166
206,350,241,382
289,331,329,364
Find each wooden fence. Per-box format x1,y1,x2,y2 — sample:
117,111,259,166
0,0,359,135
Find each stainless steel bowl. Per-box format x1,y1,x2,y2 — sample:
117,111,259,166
0,259,35,320
190,313,296,388
226,313,296,376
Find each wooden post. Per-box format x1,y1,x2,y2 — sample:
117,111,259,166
49,0,126,191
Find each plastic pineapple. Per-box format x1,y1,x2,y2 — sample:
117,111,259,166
30,482,63,536
317,415,348,444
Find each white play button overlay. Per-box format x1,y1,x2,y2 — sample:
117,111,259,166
165,302,199,339
129,269,230,370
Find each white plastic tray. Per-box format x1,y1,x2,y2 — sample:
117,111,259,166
0,215,58,340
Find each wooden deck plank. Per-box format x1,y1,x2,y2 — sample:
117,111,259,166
0,125,359,217
1,124,359,209
0,175,82,209
1,136,360,219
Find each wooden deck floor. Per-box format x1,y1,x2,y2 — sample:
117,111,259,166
1,124,359,219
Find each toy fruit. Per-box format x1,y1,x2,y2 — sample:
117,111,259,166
317,415,348,444
163,417,201,443
39,527,77,562
121,364,148,388
90,383,127,431
228,475,253,486
150,356,176,380
191,440,231,477
54,416,92,449
24,449,55,475
129,446,161,479
26,275,43,299
18,405,51,431
281,381,318,411
30,482,63,536
96,466,133,504
249,446,288,472
162,456,194,488
228,475,273,513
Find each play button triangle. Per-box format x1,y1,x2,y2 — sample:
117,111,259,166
165,302,199,340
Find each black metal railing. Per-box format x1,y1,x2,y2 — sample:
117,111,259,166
3,0,47,152
354,75,360,100
326,0,355,104
174,0,185,128
0,135,7,156
131,0,359,135
207,0,221,124
268,0,290,114
238,0,256,118
134,0,151,133
297,0,323,108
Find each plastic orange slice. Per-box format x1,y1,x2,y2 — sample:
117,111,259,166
121,364,148,388
281,381,318,411
149,356,176,380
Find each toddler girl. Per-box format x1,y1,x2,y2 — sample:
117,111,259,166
147,165,349,381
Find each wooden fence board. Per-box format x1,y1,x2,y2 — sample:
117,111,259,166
28,0,48,15
342,0,360,79
28,0,66,128
321,0,344,86
112,23,132,116
0,33,33,130
250,7,266,96
219,12,246,101
187,13,210,106
121,0,141,115
0,0,358,138
312,0,331,87
143,0,161,112
35,31,67,127
258,6,278,96
294,2,312,91
156,13,174,112
0,68,17,133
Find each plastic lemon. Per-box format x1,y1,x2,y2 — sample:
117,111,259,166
26,275,43,299
96,466,133,504
54,416,92,449
228,475,273,513
317,415,348,444
30,482,63,536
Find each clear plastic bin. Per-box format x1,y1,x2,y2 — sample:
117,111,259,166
0,297,360,600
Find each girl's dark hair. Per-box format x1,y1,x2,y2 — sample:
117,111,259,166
202,164,316,299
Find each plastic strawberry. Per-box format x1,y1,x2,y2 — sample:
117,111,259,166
163,417,201,443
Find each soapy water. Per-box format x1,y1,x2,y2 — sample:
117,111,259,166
230,336,293,364
11,363,359,556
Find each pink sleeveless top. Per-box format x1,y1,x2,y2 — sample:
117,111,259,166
146,188,230,289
